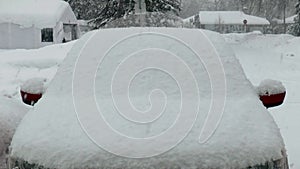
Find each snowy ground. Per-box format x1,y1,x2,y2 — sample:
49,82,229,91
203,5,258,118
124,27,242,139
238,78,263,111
224,32,300,169
0,31,299,168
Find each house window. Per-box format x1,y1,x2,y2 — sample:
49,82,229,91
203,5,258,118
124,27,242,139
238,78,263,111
41,28,53,42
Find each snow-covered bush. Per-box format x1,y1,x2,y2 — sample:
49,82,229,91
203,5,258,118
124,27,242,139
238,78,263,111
257,79,286,96
287,16,300,36
287,0,300,36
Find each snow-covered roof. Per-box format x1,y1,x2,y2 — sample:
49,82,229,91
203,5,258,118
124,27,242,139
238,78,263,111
184,11,270,25
11,28,285,169
286,15,296,24
273,15,297,24
0,0,75,28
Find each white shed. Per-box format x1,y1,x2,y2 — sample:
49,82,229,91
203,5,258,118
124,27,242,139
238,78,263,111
184,11,270,33
0,0,80,49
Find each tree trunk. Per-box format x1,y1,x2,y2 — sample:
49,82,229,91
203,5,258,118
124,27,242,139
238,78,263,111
134,0,146,27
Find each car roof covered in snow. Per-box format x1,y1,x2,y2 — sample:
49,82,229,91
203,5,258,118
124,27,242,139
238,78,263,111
0,0,75,28
184,11,270,25
11,28,284,169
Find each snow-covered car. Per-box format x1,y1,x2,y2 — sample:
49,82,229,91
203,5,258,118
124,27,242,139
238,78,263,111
10,28,288,169
0,97,29,169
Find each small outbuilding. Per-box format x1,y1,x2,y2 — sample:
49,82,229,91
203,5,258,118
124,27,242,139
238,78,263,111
184,11,270,33
0,0,80,49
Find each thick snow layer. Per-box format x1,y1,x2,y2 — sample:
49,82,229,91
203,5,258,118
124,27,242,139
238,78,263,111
0,0,70,28
184,11,270,25
285,15,296,24
0,39,73,169
11,28,285,169
225,32,300,169
257,79,286,96
0,42,74,99
0,97,29,169
20,78,46,94
277,15,297,24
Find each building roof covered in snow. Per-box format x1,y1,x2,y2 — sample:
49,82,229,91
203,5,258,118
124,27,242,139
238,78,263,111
272,15,297,25
0,0,76,28
11,28,285,169
276,15,297,24
285,15,296,24
184,11,270,25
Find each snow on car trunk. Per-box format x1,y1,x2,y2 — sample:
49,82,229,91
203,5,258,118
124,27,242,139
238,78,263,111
11,28,286,169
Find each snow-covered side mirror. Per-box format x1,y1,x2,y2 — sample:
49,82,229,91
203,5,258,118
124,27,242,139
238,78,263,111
257,79,286,108
20,78,46,106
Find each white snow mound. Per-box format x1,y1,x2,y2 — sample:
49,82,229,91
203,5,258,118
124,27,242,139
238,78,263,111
20,78,46,94
11,28,285,169
257,79,286,96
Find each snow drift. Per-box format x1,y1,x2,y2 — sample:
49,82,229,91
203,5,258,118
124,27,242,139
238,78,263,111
11,28,286,169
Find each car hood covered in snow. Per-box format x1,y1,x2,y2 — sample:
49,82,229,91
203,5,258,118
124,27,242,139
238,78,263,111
11,28,286,169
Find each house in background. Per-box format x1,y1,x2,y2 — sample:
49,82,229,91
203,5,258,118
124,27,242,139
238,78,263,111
184,11,270,34
284,15,297,25
272,15,296,34
0,0,80,49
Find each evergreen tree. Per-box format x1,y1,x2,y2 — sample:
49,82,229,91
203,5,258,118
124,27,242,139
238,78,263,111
91,0,181,28
145,0,181,15
65,0,182,28
288,0,300,36
65,0,107,20
90,0,135,28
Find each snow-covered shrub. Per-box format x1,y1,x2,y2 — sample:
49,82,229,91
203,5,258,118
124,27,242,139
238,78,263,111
257,79,286,96
287,16,300,36
288,1,300,36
